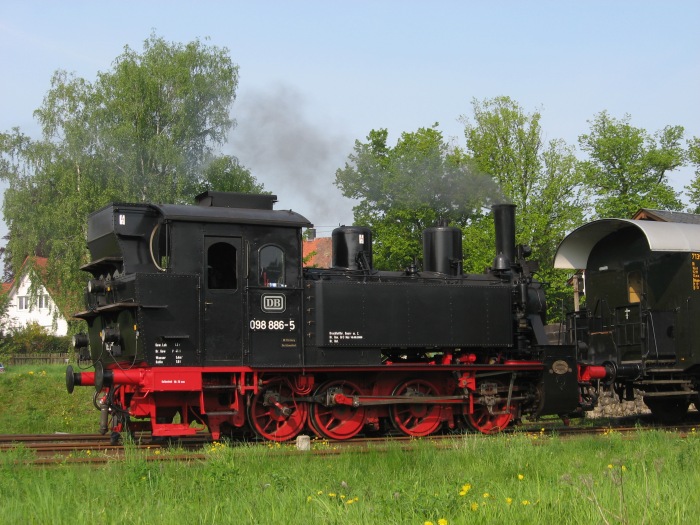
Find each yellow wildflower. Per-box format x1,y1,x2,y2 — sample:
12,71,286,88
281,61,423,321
621,465,627,472
517,474,524,480
438,519,448,525
522,500,531,506
328,493,336,498
506,497,513,505
607,464,613,469
424,522,434,525
483,492,490,498
306,496,312,503
470,502,479,511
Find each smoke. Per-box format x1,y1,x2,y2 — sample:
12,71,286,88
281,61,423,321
229,85,356,231
391,154,508,214
349,134,508,220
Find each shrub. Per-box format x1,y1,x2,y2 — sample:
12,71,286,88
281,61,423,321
0,322,71,355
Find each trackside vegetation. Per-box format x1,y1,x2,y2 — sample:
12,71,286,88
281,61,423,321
2,365,700,524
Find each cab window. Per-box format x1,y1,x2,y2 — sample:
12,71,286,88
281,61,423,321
208,242,237,290
259,245,285,287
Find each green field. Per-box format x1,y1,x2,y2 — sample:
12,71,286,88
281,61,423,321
2,365,699,524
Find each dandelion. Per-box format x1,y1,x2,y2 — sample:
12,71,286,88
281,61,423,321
470,502,479,511
506,497,513,505
517,474,524,480
306,496,312,503
522,500,531,506
154,449,161,455
483,492,490,499
28,371,34,375
438,519,448,525
459,483,472,496
328,493,336,498
424,522,434,525
621,465,627,472
607,464,613,469
317,490,323,495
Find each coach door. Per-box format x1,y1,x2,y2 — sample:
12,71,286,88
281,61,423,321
203,236,243,364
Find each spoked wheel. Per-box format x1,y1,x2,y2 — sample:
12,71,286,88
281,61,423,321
466,381,515,434
309,380,366,440
390,379,443,437
248,382,308,442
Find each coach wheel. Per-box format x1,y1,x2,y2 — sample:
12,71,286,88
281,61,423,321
465,382,515,434
248,382,308,442
309,380,366,440
390,379,443,437
644,396,690,425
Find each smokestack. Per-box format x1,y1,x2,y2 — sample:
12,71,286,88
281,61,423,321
492,204,516,269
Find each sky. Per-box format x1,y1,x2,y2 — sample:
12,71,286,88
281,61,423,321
1,1,699,243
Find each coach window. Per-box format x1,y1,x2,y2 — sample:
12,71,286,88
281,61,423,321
259,245,285,287
628,271,643,303
208,242,237,290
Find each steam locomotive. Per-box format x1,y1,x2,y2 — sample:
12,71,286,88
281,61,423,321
66,191,608,442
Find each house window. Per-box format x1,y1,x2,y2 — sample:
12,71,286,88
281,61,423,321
18,296,29,310
38,294,49,309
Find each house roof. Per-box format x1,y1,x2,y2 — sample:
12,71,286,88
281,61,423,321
632,208,700,224
554,219,700,270
303,238,332,268
4,256,52,297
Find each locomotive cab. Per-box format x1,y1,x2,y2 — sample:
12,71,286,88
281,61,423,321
74,191,312,371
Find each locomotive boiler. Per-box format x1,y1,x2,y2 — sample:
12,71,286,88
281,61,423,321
67,191,607,441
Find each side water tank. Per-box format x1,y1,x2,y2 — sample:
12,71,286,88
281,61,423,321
332,226,372,270
423,224,462,276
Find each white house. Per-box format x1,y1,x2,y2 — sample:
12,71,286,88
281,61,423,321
1,257,68,336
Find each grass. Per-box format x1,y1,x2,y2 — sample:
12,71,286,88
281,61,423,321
2,431,700,524
2,365,700,523
0,364,96,434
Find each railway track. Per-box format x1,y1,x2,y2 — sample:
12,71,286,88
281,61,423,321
3,416,698,466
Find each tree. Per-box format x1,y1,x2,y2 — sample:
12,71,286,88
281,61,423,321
199,155,267,195
578,111,685,219
0,33,263,321
335,126,500,271
462,96,588,319
684,137,700,212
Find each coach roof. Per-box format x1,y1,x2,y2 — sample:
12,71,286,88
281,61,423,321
554,219,700,270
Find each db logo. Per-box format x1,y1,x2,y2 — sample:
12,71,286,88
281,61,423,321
262,293,286,313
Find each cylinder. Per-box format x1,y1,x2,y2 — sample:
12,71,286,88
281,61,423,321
423,224,462,275
492,204,516,267
332,226,372,270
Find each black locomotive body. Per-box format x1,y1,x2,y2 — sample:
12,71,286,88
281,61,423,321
68,191,605,441
555,218,700,423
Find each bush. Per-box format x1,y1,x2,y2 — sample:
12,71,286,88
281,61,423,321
0,322,71,355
